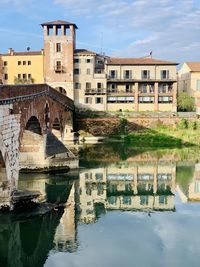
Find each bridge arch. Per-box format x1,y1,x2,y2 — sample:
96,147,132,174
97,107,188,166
55,87,67,96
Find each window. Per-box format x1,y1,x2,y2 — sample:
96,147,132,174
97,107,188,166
139,96,154,103
125,84,132,92
28,61,31,65
18,74,21,79
56,43,61,52
107,96,134,103
140,84,147,93
197,80,200,91
86,68,91,75
140,195,149,205
3,61,7,66
109,70,117,79
23,74,27,79
95,173,103,181
124,70,132,79
85,97,92,104
108,196,117,205
28,74,32,79
56,61,62,71
86,58,92,63
74,58,80,64
109,84,117,92
159,195,168,205
161,70,169,79
75,82,81,89
97,82,103,89
23,61,26,65
158,96,173,103
96,97,103,104
141,70,150,79
74,68,80,75
4,74,8,80
86,82,91,89
138,174,154,180
158,83,170,93
18,61,21,66
123,196,132,205
157,174,172,180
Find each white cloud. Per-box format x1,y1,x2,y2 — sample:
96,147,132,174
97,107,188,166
54,0,200,62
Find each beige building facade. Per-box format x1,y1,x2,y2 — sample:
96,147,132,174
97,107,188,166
178,62,200,112
0,20,178,112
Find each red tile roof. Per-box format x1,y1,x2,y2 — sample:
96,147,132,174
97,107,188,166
0,51,43,56
107,57,178,65
74,49,96,55
186,62,200,72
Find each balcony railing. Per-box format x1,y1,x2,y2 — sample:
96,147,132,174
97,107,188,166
85,88,107,95
54,66,65,73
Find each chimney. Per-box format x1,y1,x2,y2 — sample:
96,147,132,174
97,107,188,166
8,48,14,55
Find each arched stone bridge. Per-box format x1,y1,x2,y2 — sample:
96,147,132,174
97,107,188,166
0,84,78,209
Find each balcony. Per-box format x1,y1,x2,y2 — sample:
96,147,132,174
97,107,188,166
54,65,65,73
85,88,107,95
107,89,134,96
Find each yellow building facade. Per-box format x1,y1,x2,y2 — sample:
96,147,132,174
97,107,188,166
0,49,44,85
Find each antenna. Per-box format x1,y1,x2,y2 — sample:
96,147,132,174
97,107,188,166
100,32,104,55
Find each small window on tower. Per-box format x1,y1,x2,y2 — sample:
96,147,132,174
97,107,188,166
28,61,31,65
56,43,61,53
18,61,21,66
3,61,7,66
23,61,26,65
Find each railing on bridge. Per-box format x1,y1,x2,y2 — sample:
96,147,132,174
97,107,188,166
0,84,74,110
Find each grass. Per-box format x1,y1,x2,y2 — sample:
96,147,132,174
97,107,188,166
125,125,200,148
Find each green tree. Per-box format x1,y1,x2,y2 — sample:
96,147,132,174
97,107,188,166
177,92,195,112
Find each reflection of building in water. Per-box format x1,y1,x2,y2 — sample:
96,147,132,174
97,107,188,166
18,174,78,252
77,163,176,223
54,184,78,252
77,168,107,224
177,163,200,202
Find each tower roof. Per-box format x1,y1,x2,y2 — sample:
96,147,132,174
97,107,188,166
41,20,78,29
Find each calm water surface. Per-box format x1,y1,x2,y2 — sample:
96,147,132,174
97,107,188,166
1,144,200,267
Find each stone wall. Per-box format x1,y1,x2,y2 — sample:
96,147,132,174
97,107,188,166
77,116,198,136
0,105,20,208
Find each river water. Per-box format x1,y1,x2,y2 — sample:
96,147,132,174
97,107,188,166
1,143,200,267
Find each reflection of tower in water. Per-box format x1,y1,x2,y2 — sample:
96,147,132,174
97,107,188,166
53,183,78,252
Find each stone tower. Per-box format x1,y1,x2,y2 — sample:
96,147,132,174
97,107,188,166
41,20,78,100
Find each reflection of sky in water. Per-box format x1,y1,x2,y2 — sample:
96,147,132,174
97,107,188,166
45,194,200,267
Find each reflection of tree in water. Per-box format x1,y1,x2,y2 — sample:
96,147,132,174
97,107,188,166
176,165,195,197
0,180,78,267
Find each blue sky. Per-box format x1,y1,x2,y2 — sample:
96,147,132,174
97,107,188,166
0,0,200,62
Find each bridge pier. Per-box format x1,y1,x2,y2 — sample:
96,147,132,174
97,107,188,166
0,84,78,211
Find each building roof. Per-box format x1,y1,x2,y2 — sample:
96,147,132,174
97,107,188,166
106,57,178,65
74,49,96,55
0,50,43,56
186,62,200,72
41,20,78,29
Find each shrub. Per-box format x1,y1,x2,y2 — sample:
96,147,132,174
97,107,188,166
178,118,189,129
190,120,197,130
177,92,195,112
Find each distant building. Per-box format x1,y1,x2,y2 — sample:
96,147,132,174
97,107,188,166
178,62,200,112
0,20,178,112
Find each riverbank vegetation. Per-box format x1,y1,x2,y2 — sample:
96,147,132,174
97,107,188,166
125,118,200,148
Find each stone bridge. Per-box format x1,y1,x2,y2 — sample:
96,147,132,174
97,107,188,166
0,84,78,209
